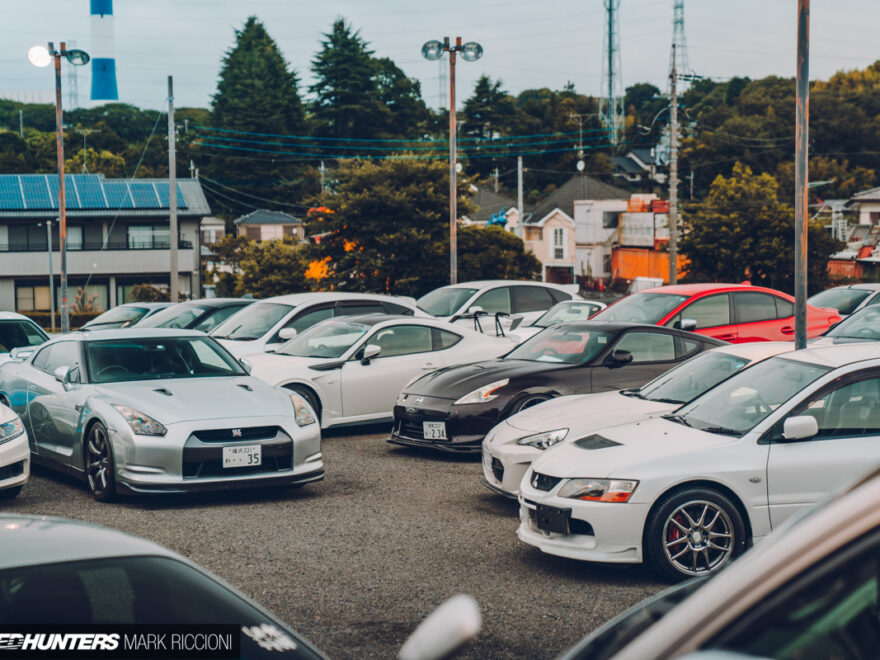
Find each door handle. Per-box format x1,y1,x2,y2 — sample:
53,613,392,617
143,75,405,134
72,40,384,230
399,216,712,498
781,326,794,335
421,363,437,371
716,333,737,341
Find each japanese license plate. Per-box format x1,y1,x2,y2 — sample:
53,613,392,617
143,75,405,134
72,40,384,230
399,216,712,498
222,445,262,468
535,504,571,534
422,421,447,440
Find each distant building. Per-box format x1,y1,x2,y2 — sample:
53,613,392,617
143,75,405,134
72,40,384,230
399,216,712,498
0,173,210,312
235,209,304,242
613,147,668,185
460,187,518,227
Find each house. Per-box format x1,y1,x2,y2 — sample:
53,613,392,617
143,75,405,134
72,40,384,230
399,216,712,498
235,209,304,242
200,216,226,246
612,147,668,185
0,173,210,312
460,186,518,228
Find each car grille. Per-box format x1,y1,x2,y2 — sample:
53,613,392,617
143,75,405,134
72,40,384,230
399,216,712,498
530,472,562,492
192,426,280,442
0,460,24,481
395,419,450,442
183,453,293,478
491,457,504,483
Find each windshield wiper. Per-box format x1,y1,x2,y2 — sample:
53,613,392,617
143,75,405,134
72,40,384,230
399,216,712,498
649,397,685,405
663,413,692,427
699,426,741,437
620,389,645,399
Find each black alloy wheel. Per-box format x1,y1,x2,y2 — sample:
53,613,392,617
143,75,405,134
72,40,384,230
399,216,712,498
85,421,116,502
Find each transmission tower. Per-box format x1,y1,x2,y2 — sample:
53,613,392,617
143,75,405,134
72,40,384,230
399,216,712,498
670,0,689,79
437,58,448,111
599,0,624,147
66,39,80,108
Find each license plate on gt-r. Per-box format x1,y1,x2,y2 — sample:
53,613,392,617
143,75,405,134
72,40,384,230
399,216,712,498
222,445,262,468
423,421,447,440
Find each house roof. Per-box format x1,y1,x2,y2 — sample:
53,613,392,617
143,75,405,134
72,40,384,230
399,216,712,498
852,186,880,202
464,187,517,224
0,174,210,219
235,209,302,225
527,174,630,224
612,155,645,174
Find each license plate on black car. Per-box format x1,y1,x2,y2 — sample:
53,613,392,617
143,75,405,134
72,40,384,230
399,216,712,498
535,504,571,534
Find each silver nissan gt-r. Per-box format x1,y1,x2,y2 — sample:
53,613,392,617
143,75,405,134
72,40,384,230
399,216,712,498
0,329,323,501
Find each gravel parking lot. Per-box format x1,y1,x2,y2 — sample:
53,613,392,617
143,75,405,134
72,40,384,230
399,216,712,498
6,425,663,659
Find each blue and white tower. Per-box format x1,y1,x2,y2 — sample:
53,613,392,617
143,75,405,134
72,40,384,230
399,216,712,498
89,0,118,101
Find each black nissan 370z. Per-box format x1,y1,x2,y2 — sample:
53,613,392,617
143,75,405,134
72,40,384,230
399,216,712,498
389,321,725,453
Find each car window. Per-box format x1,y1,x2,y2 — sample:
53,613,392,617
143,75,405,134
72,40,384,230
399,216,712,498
613,332,676,363
432,328,462,350
679,337,702,357
474,287,511,315
0,320,48,353
44,341,80,373
512,286,556,313
668,294,730,329
137,305,208,329
506,327,615,365
791,374,880,437
808,288,872,315
211,302,293,341
193,304,247,333
31,345,52,371
776,296,794,318
336,302,384,316
533,302,600,328
734,292,779,323
711,530,880,660
826,307,880,341
417,287,479,317
548,288,573,304
367,325,432,358
283,306,334,336
866,293,880,307
382,301,415,316
593,293,688,324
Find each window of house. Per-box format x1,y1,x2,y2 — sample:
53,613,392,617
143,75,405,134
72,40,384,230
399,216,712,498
15,285,50,311
602,212,619,228
602,254,612,275
127,225,168,249
243,226,260,241
553,228,566,259
262,225,284,241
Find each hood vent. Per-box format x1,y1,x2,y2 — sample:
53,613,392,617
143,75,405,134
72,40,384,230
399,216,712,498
574,434,621,451
236,383,253,391
153,388,173,397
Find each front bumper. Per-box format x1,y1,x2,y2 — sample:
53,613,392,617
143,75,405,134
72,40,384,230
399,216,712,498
0,432,29,492
481,420,544,497
108,415,323,495
389,393,500,453
517,477,648,564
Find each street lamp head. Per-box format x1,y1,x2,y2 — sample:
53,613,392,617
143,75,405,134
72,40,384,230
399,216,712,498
576,160,585,172
64,49,90,66
421,40,445,61
27,45,51,68
460,42,483,62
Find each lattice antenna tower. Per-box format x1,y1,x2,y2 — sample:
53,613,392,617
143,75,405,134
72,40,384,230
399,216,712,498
66,39,79,109
670,0,689,80
599,0,624,147
437,59,448,111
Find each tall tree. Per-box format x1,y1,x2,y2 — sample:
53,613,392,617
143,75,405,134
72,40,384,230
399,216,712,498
373,56,429,137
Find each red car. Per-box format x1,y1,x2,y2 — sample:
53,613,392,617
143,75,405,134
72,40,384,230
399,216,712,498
591,283,841,342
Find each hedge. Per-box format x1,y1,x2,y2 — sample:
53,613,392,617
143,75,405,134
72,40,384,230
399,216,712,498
18,311,103,331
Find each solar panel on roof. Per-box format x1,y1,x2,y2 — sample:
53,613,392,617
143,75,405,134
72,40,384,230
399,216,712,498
46,176,82,209
72,175,106,209
20,175,53,209
129,182,160,208
0,177,24,210
155,184,187,209
104,181,134,209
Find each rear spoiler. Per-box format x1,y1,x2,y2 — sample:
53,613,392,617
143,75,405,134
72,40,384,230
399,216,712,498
472,311,508,338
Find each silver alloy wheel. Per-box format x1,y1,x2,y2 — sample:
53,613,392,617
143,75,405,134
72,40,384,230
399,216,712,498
662,499,734,576
86,425,112,496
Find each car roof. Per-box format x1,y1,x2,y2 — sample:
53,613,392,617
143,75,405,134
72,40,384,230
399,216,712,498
433,280,571,291
819,283,880,292
69,328,208,341
250,292,415,306
330,314,467,330
176,298,253,308
638,283,755,296
0,311,38,322
780,341,880,368
536,320,719,337
0,514,175,569
117,302,170,309
712,341,794,360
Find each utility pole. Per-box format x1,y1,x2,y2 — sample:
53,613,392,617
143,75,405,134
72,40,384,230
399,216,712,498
74,127,100,172
320,161,327,193
517,156,524,235
47,220,55,333
493,167,499,194
448,37,459,285
569,113,586,160
53,42,70,334
189,160,195,179
168,75,178,303
18,110,23,137
794,0,810,349
668,44,679,286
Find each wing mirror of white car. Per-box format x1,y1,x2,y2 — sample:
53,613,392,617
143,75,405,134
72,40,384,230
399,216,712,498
278,327,298,341
239,358,252,374
361,344,382,364
53,365,77,389
398,594,481,660
782,415,819,441
676,318,698,332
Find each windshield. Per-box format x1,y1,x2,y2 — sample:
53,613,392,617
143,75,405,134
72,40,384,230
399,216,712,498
505,326,615,364
808,288,872,316
417,287,478,317
592,293,688,324
86,336,246,383
825,306,880,341
138,305,208,329
86,306,148,327
670,356,830,435
0,556,319,659
278,320,368,359
211,302,293,341
0,320,48,353
638,351,753,405
533,302,601,328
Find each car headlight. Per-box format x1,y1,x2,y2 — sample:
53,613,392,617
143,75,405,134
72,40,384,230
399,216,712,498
557,478,638,503
516,428,568,449
290,392,317,427
112,405,167,436
0,416,24,446
453,378,509,405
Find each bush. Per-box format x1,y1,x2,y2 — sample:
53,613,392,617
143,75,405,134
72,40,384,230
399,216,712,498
129,283,170,302
19,311,102,331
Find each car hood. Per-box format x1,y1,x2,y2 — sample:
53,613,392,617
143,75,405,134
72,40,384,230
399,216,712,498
243,352,337,384
531,416,734,479
215,338,258,358
810,335,875,347
503,391,673,434
406,359,568,399
92,377,290,424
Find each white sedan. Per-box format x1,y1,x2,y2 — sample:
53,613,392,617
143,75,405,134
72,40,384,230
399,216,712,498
483,342,792,498
245,314,517,429
0,401,28,499
518,342,880,580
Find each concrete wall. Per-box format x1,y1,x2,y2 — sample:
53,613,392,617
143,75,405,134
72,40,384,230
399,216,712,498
574,199,628,244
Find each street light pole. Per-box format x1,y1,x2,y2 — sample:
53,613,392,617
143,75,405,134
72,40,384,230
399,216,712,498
47,220,55,333
668,44,679,286
794,0,810,349
52,42,70,333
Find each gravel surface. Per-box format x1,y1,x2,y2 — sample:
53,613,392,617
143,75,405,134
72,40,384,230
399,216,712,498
5,425,663,659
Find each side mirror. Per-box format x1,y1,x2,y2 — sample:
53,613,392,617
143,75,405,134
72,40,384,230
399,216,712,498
9,347,34,361
53,365,76,389
467,306,484,316
239,358,252,374
398,595,481,660
607,349,633,367
361,344,381,364
676,318,697,332
278,327,298,341
782,415,818,441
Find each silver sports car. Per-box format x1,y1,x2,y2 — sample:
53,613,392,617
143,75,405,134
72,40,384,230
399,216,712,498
0,329,323,501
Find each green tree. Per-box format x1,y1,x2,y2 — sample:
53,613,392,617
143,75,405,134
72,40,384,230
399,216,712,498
237,240,311,298
680,162,842,293
64,147,126,177
373,56,429,137
458,225,541,281
129,284,170,302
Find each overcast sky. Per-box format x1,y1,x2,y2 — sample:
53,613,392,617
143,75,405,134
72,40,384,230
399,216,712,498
2,0,878,111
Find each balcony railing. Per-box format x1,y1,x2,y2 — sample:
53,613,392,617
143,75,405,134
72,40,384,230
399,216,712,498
0,240,193,252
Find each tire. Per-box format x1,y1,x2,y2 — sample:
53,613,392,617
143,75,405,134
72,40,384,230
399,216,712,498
0,485,22,500
644,486,747,582
85,422,116,502
285,385,321,420
510,394,552,415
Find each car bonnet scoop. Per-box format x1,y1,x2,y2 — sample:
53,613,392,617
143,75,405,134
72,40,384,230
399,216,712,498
153,388,173,396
